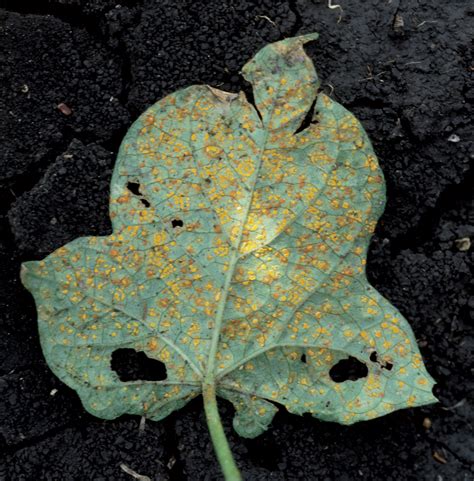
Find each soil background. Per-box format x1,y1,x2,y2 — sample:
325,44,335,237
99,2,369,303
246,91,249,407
0,1,473,480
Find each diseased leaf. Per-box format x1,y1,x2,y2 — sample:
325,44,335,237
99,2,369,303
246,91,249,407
21,33,436,479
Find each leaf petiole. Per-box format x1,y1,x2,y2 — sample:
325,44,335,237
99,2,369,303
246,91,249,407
203,382,242,480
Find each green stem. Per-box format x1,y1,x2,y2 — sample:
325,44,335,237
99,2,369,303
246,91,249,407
202,383,242,481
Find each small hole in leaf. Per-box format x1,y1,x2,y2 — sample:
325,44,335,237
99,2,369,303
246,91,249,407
300,353,307,364
127,181,142,196
111,348,167,381
329,356,368,383
370,351,394,370
127,181,150,208
171,219,184,228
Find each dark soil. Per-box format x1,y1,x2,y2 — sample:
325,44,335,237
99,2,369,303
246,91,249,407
1,0,473,480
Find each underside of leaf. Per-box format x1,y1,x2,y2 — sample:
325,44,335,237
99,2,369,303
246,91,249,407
21,33,436,444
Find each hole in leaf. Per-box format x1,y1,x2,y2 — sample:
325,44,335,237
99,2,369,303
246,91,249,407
300,353,307,364
370,351,394,370
329,356,368,383
127,181,142,196
111,348,167,381
171,219,184,228
126,181,150,208
294,98,318,134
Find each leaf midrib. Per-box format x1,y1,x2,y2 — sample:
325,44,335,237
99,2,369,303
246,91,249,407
203,93,270,384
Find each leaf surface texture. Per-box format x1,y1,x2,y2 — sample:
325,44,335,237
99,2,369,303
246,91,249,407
22,34,436,436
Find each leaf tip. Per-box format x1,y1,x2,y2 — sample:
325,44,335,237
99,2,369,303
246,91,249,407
292,32,319,45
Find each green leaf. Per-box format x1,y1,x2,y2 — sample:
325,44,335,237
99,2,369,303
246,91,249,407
21,33,436,478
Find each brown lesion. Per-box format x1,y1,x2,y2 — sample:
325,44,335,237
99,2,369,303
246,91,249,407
144,113,155,126
206,85,239,104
